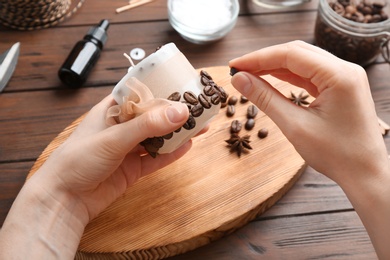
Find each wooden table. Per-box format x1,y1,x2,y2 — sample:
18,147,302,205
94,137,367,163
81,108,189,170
1,0,388,258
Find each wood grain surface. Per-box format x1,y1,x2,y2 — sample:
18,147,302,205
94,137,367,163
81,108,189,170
28,66,306,259
1,0,384,258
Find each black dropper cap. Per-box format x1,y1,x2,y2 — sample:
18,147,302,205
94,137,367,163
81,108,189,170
85,19,110,48
58,19,110,88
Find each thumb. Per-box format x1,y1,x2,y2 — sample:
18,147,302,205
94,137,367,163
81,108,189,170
99,102,189,155
231,72,302,130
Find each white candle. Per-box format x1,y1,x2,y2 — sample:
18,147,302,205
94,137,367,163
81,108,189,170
112,43,221,154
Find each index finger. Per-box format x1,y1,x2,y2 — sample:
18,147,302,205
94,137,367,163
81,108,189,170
229,41,347,93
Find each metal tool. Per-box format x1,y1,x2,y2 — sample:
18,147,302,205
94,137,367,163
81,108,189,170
0,42,20,92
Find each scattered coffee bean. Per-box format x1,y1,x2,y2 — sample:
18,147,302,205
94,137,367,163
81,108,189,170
230,67,239,76
247,105,258,119
226,105,235,117
230,120,242,133
240,95,249,103
167,92,181,101
191,103,204,117
183,115,196,130
228,96,238,105
210,93,221,105
220,102,227,108
258,128,269,139
245,118,255,130
183,91,198,105
198,93,212,109
204,84,216,96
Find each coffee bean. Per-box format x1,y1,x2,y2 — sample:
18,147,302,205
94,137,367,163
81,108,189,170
228,96,238,105
167,92,181,101
258,128,269,139
200,75,211,86
245,118,255,130
230,120,242,133
240,95,249,103
210,93,221,105
198,93,211,109
174,127,182,133
215,86,228,103
183,115,196,130
315,0,389,65
204,84,216,96
230,67,239,76
151,136,164,148
183,91,198,105
247,105,258,119
163,132,174,140
221,102,227,108
191,103,204,117
226,105,235,117
200,70,213,80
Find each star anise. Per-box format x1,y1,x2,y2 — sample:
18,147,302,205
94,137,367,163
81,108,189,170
225,133,252,157
289,91,310,106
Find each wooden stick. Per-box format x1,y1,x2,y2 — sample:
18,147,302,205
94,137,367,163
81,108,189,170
116,0,154,14
378,117,390,136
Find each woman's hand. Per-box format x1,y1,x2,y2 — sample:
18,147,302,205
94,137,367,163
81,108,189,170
230,40,388,186
229,40,390,259
0,95,192,259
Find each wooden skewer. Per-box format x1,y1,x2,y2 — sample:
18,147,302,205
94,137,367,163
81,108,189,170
378,117,390,136
116,0,154,14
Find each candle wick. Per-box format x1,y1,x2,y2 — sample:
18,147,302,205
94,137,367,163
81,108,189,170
123,53,135,67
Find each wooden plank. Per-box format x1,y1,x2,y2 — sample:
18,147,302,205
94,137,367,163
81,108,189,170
0,0,320,28
0,161,34,226
0,12,318,92
0,87,111,162
170,211,375,259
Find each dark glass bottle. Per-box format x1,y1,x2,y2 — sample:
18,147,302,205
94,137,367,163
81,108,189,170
58,19,109,87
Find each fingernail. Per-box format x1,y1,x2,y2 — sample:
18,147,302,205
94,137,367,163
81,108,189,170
231,72,252,96
166,103,188,123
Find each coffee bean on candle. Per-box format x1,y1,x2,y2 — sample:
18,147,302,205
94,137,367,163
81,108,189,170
215,86,228,103
167,92,181,101
191,103,204,117
210,93,221,105
201,70,213,80
199,93,211,109
163,132,174,140
200,75,211,86
183,115,196,130
204,84,216,96
183,91,198,105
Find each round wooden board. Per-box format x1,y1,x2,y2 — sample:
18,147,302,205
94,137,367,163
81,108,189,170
29,66,307,259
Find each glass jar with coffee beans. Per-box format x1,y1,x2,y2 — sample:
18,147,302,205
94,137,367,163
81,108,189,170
314,0,390,66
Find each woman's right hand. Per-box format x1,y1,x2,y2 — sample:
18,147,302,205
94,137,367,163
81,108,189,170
229,40,388,186
229,40,390,259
